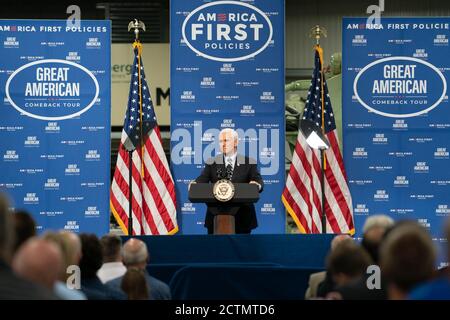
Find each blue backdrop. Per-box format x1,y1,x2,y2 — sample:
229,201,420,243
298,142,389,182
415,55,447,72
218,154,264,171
0,20,111,236
170,0,285,234
342,17,450,266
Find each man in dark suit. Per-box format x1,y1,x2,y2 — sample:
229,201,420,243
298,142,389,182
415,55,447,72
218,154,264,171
193,128,264,234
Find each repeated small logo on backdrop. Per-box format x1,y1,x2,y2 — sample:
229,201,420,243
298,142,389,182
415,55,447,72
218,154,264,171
85,150,100,161
3,150,19,161
240,105,255,116
413,49,428,59
64,220,80,232
220,63,235,74
181,203,196,214
354,204,369,215
435,204,450,216
259,91,274,103
414,161,429,173
434,147,449,159
45,122,60,133
23,192,39,204
200,76,215,88
260,203,275,215
372,133,388,144
180,90,196,102
352,147,368,159
65,164,80,175
84,206,100,218
44,178,60,190
374,189,389,201
24,136,40,147
3,36,19,48
352,35,367,46
392,119,408,130
433,34,448,46
394,176,409,187
85,37,101,49
66,51,80,62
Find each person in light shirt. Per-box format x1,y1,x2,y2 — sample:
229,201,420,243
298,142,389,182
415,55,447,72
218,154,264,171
97,234,127,284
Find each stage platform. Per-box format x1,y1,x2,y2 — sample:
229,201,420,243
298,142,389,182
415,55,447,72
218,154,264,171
122,234,334,299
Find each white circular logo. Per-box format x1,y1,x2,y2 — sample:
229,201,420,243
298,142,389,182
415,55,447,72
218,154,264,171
5,59,99,121
213,179,235,202
353,56,447,118
181,0,273,62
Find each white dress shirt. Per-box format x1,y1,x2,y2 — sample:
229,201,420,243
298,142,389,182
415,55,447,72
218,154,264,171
97,262,127,284
224,152,237,170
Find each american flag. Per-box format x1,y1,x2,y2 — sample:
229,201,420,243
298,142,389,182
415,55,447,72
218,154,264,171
110,43,178,235
282,45,354,234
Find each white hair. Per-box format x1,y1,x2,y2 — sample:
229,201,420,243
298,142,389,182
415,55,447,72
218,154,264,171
122,241,148,265
219,128,238,142
363,214,395,234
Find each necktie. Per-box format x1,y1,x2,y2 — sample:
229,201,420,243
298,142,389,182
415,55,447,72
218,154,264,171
226,157,233,180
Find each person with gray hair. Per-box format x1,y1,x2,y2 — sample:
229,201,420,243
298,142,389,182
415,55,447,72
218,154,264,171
59,231,82,271
106,238,171,300
361,214,395,264
305,234,353,299
327,217,395,300
363,214,395,234
193,128,264,234
0,193,57,299
42,232,86,300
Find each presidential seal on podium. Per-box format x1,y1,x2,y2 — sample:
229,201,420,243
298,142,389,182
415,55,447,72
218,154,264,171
213,179,235,202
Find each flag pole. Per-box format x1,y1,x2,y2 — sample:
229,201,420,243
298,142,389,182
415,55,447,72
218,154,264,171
126,19,146,236
310,25,328,233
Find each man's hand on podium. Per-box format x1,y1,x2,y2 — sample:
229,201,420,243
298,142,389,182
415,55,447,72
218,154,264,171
188,181,196,191
249,180,262,191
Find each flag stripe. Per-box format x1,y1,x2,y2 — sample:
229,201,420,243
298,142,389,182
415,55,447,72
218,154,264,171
327,130,348,180
142,153,176,232
292,136,323,232
146,130,177,205
295,137,323,221
287,162,320,233
282,189,311,233
111,174,141,235
286,176,314,232
141,179,167,235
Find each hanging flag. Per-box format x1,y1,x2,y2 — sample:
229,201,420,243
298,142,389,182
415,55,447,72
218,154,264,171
282,45,354,234
110,41,178,235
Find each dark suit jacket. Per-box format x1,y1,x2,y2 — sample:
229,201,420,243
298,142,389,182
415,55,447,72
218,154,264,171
0,260,58,300
107,271,171,300
335,274,388,300
195,154,264,233
81,276,126,300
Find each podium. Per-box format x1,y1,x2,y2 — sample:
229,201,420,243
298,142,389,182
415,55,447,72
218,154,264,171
188,182,260,234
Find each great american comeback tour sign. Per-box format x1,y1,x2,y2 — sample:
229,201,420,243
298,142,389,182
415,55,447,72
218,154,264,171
0,20,111,235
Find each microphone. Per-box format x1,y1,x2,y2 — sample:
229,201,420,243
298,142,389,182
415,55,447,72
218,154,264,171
216,167,225,180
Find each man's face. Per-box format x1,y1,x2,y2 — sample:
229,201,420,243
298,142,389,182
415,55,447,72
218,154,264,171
219,131,237,156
